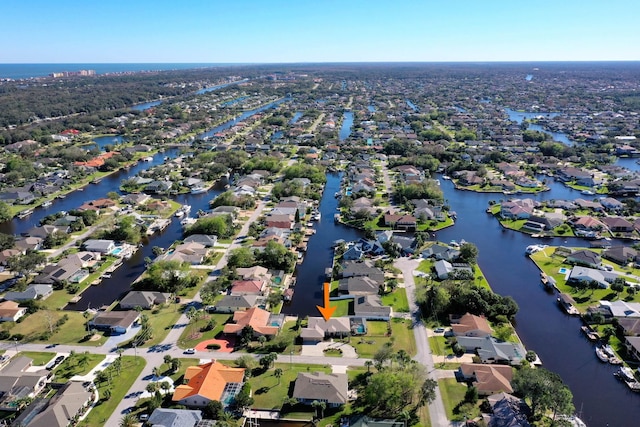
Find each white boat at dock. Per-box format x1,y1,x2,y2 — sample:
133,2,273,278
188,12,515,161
17,209,34,219
595,346,610,362
175,210,184,218
190,186,207,194
41,201,52,208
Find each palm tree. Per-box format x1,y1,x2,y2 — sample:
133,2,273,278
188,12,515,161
311,400,326,419
274,368,283,385
146,382,158,394
160,381,171,394
119,413,137,427
152,366,161,379
364,360,373,374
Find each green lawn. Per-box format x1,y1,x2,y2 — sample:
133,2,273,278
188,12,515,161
138,304,184,347
17,351,55,366
248,363,332,410
351,318,416,358
438,378,481,422
79,356,146,427
53,352,104,382
530,247,640,311
428,336,454,356
3,311,107,346
332,299,351,317
177,313,231,349
381,288,410,312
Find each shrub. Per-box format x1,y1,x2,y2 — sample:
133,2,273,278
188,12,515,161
207,343,221,350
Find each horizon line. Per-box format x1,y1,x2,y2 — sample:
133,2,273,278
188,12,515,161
2,60,640,65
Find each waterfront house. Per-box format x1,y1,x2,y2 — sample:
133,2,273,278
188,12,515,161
0,301,27,322
349,416,404,427
624,336,640,363
119,291,171,310
236,266,271,282
603,246,639,265
338,276,380,295
121,193,151,206
222,307,279,337
28,381,93,427
265,214,294,229
163,242,209,265
342,244,365,261
422,244,460,261
616,318,640,336
146,408,203,427
145,180,173,194
82,239,116,254
0,356,48,411
566,250,601,268
434,260,454,279
172,361,245,408
88,310,139,334
601,197,624,211
78,198,117,212
601,216,635,233
567,266,613,288
598,300,640,318
574,199,604,211
300,317,351,343
340,260,385,283
292,372,348,407
458,364,513,395
450,313,492,337
456,336,527,365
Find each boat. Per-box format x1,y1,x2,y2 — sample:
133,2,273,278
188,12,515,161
581,190,595,196
175,210,184,218
56,194,66,199
558,415,588,427
618,366,635,382
181,205,192,214
442,175,451,180
595,346,610,362
143,156,154,162
190,187,207,194
525,244,547,255
41,201,52,208
313,212,321,221
17,209,33,219
557,293,580,315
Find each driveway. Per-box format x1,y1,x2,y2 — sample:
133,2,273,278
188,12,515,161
301,341,358,358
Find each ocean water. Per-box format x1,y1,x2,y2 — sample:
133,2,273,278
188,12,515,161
0,63,232,80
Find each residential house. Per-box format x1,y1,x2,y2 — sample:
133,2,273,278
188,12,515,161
483,392,531,427
574,199,603,211
566,250,601,268
603,246,638,265
567,266,615,289
230,279,267,295
236,266,271,282
13,237,43,252
349,416,404,427
145,180,173,193
82,239,116,254
571,216,604,231
458,364,514,395
353,295,392,320
119,291,171,310
340,260,385,284
616,318,640,336
383,214,417,231
450,313,492,337
146,408,203,427
265,214,294,229
0,301,27,321
342,245,364,261
163,242,209,265
213,295,261,313
456,335,527,365
624,336,640,363
0,249,21,266
601,197,624,211
122,193,151,206
77,198,117,212
598,300,640,318
222,307,280,337
292,372,348,407
0,356,48,411
300,317,351,343
601,216,635,233
183,234,218,247
88,310,139,334
28,382,93,427
422,244,460,261
172,361,245,408
338,276,380,295
3,285,53,302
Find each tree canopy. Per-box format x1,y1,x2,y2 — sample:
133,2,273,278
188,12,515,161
512,367,574,421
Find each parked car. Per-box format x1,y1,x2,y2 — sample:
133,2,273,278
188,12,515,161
184,348,196,354
434,327,445,333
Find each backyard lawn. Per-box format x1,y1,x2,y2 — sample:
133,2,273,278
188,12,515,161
438,378,481,422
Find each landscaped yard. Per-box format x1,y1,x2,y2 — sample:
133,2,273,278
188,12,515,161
79,356,145,427
17,351,55,366
177,313,231,350
248,362,331,410
53,352,104,382
381,288,410,312
136,305,184,347
351,318,416,358
438,378,481,422
530,247,640,311
428,336,453,356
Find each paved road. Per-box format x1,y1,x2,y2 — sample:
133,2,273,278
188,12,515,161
395,257,451,427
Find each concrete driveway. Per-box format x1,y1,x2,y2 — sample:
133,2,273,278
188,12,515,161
301,341,358,358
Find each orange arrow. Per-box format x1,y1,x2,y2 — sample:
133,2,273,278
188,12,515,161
316,282,336,321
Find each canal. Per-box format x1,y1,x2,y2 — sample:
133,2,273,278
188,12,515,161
0,99,287,310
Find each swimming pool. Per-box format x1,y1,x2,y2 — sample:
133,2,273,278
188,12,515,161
559,267,568,274
111,247,123,255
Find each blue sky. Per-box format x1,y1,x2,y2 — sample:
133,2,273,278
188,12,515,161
2,0,639,63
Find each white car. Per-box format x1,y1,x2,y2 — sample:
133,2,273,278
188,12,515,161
184,348,196,354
